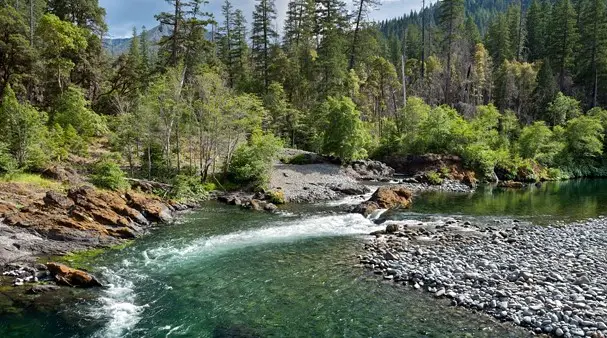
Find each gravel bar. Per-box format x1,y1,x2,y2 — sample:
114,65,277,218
360,218,607,337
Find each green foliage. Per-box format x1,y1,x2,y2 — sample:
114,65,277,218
52,86,107,139
316,96,370,161
0,85,49,169
0,143,17,175
228,131,283,187
518,122,563,166
90,156,129,191
563,116,604,159
426,170,443,185
169,175,214,202
267,190,286,204
546,92,581,126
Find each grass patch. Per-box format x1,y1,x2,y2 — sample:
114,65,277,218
0,173,62,190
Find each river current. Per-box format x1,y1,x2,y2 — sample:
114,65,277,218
3,179,607,337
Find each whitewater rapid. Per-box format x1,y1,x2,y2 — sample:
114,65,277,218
87,209,383,338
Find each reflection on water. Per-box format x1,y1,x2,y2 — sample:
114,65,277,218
406,179,607,224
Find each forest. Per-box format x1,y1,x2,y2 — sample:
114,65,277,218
2,0,607,197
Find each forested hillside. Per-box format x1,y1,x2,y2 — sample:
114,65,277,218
2,0,607,195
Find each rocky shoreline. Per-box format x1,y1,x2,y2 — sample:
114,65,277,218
360,217,607,338
0,180,186,287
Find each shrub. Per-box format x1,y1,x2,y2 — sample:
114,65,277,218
545,168,564,181
267,190,285,204
169,175,214,202
285,154,311,165
0,143,17,175
90,157,129,191
229,130,283,187
426,171,443,185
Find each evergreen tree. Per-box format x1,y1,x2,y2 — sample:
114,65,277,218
547,0,578,91
251,0,278,93
525,0,547,62
577,0,607,107
349,0,380,69
438,0,465,103
533,59,558,121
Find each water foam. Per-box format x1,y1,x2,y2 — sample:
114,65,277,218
88,267,147,338
89,212,381,337
140,213,382,268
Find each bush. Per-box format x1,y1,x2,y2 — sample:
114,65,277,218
229,130,283,187
267,190,285,204
0,143,17,175
286,154,312,165
426,171,443,185
90,157,129,191
169,175,214,202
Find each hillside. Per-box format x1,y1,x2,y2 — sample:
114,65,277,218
103,25,166,56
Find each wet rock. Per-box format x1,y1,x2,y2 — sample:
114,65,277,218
126,192,172,223
497,181,525,189
27,284,60,294
46,262,102,288
353,186,412,217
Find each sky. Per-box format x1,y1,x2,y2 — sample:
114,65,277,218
99,0,426,39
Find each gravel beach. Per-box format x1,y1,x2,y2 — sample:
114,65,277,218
360,217,607,337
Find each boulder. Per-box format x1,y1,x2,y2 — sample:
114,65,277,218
126,192,172,223
41,166,82,185
46,262,102,287
43,191,75,209
344,160,395,180
353,186,412,217
327,182,370,195
498,181,525,189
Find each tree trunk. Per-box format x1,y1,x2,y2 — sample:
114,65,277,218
349,0,365,70
421,0,426,79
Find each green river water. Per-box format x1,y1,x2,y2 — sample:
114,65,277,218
2,179,607,337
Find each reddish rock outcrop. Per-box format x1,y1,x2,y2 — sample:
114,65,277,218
353,186,413,217
46,262,102,287
0,183,173,244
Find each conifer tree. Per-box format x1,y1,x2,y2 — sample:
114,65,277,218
547,0,578,91
251,0,278,93
438,0,465,103
525,0,547,62
577,0,607,107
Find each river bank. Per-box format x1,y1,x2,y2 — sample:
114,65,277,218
361,216,607,337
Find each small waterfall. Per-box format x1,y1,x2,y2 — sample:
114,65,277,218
367,209,388,221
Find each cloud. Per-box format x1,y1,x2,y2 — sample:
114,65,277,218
100,0,426,38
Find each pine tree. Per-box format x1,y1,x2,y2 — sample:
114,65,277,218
486,14,512,67
438,0,465,103
349,0,380,69
251,0,278,93
548,0,578,91
577,0,607,107
218,0,235,86
525,0,547,62
231,9,251,91
315,0,349,97
140,26,151,75
533,59,558,121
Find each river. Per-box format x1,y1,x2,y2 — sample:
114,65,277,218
2,179,607,337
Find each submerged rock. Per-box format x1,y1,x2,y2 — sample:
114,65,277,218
46,262,102,288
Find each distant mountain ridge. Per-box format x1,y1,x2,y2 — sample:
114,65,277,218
103,25,166,56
